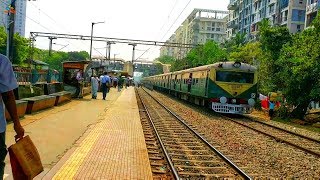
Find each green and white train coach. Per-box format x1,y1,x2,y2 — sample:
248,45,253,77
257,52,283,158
142,61,258,114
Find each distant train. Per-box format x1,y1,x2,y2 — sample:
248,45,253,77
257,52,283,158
142,61,258,114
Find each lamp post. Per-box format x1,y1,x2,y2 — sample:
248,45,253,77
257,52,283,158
128,43,137,76
113,53,119,70
106,41,115,60
89,21,104,60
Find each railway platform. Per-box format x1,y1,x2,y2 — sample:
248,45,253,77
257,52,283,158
42,87,152,179
34,88,153,179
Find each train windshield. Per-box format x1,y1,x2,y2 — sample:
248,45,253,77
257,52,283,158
216,71,254,84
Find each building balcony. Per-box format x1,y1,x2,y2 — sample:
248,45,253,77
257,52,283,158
268,0,277,5
227,19,239,29
228,0,239,10
306,3,319,15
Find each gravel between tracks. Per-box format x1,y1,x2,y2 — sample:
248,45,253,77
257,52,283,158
146,89,320,179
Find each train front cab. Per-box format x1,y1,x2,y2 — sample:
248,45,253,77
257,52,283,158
207,62,258,114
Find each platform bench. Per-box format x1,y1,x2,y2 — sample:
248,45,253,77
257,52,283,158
5,100,28,121
21,95,56,114
49,91,72,106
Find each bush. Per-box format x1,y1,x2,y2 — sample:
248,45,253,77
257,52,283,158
277,105,289,118
254,99,262,110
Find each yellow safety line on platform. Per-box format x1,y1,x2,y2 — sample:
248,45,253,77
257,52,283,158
52,127,101,179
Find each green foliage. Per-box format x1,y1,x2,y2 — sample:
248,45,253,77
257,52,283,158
276,15,320,119
222,33,246,54
0,27,6,55
68,51,89,61
258,23,292,94
229,42,262,64
186,40,227,66
155,55,176,64
12,33,29,65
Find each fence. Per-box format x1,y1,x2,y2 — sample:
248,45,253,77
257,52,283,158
14,68,62,85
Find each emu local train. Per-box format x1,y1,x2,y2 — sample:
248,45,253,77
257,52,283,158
142,61,258,114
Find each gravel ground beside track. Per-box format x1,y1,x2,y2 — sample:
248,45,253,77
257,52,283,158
146,89,320,178
248,113,320,141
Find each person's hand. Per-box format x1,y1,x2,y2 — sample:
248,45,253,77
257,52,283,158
14,124,25,141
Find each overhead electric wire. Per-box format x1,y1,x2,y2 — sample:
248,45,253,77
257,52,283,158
160,0,192,41
137,0,192,61
0,0,52,32
28,1,88,51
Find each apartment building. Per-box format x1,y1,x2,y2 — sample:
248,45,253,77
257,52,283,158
227,0,307,40
160,8,228,59
0,0,27,36
305,0,320,27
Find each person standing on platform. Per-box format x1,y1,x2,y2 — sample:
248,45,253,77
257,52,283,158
0,54,25,179
118,76,124,92
101,72,110,100
113,76,118,88
125,77,129,89
75,69,84,98
91,74,99,99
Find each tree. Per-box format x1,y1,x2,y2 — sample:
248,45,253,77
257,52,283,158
186,40,227,67
259,23,292,92
276,14,320,119
223,33,246,54
155,55,176,64
229,42,262,64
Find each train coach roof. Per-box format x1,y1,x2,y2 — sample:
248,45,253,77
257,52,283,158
173,61,257,74
145,62,257,78
212,61,257,71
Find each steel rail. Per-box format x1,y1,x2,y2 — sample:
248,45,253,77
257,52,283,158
245,116,320,144
141,87,252,180
136,89,180,179
222,115,320,158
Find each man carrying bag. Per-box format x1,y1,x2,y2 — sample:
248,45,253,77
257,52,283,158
0,54,25,179
8,135,43,179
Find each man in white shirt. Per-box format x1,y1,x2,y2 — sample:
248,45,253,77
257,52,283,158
0,54,25,179
75,69,84,98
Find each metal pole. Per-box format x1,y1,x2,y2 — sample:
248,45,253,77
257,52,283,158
6,18,10,59
108,42,111,60
89,22,94,60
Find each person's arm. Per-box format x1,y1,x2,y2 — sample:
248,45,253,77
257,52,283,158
1,91,24,139
0,55,24,140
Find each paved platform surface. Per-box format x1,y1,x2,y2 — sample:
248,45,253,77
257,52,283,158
42,88,153,179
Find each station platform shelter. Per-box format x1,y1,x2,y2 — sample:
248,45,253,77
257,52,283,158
4,87,153,179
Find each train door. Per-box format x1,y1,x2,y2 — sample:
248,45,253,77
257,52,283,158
188,73,193,93
174,75,177,90
205,71,209,97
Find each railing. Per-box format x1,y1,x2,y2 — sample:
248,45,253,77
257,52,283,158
14,69,62,85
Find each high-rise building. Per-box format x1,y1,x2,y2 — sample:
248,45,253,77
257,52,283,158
160,8,228,59
227,0,307,40
305,0,320,28
0,0,27,36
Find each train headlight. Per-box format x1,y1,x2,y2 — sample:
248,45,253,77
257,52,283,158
220,96,227,104
231,99,237,104
248,98,255,106
251,93,256,98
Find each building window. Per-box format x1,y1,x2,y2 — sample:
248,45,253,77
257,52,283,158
299,0,303,4
207,27,211,31
297,24,301,32
216,28,221,31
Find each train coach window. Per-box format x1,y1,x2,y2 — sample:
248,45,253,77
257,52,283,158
216,71,254,83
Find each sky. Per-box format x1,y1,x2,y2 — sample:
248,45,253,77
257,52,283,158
25,0,229,62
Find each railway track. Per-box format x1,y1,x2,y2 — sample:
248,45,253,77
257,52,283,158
136,88,251,179
146,88,320,158
223,115,320,158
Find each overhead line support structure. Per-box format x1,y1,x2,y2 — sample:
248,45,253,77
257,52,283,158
30,32,196,48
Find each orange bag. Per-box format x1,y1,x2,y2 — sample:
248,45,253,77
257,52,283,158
8,135,43,180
